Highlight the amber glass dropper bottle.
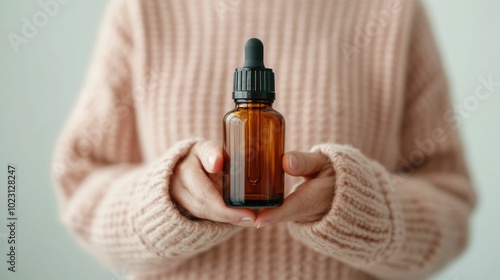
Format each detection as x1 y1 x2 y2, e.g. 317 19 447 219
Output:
223 38 285 208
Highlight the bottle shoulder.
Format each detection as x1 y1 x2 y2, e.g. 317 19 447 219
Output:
224 107 285 123
269 108 285 119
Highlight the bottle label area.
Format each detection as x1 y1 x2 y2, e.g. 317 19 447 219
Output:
222 107 285 208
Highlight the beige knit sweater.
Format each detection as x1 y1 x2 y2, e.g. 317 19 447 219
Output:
52 0 476 279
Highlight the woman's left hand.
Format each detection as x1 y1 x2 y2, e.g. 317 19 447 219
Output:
255 151 336 228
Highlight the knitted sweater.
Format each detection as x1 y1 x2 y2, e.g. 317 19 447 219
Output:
52 0 476 279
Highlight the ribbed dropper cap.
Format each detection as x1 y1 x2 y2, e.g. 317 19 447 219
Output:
233 38 275 101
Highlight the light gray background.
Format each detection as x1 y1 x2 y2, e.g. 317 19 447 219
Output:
0 1 499 279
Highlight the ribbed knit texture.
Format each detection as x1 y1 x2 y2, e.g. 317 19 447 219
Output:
52 0 476 279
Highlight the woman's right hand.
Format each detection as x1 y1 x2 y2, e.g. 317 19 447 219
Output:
170 140 256 226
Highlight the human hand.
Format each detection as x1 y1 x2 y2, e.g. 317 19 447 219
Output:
170 140 256 226
255 151 335 228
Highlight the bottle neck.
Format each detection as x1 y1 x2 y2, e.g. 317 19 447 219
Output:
234 100 273 108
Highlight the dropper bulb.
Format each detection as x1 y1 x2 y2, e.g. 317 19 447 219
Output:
243 38 265 68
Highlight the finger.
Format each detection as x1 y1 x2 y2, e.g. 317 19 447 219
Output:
207 172 223 194
255 177 334 227
192 141 224 173
180 163 256 226
283 151 330 177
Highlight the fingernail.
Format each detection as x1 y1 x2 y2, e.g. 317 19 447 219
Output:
257 221 271 229
208 152 217 170
289 154 298 170
240 217 254 222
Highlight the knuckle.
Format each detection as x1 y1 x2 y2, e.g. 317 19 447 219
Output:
178 155 196 172
191 142 205 158
304 154 318 175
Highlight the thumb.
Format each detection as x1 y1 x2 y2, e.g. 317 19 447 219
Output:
193 140 224 173
283 151 330 177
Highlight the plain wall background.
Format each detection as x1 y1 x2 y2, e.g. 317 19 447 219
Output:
0 1 498 279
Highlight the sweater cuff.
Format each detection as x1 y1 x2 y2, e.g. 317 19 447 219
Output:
128 138 239 258
287 144 404 264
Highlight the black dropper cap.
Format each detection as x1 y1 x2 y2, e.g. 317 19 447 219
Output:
233 38 275 101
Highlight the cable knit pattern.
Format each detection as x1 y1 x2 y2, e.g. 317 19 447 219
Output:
289 144 404 263
52 0 476 279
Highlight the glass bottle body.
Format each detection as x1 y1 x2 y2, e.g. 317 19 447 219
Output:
223 101 285 208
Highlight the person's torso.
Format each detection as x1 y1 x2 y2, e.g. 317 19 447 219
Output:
129 0 414 279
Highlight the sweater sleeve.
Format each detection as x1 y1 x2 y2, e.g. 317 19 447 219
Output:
51 0 240 274
286 2 476 279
